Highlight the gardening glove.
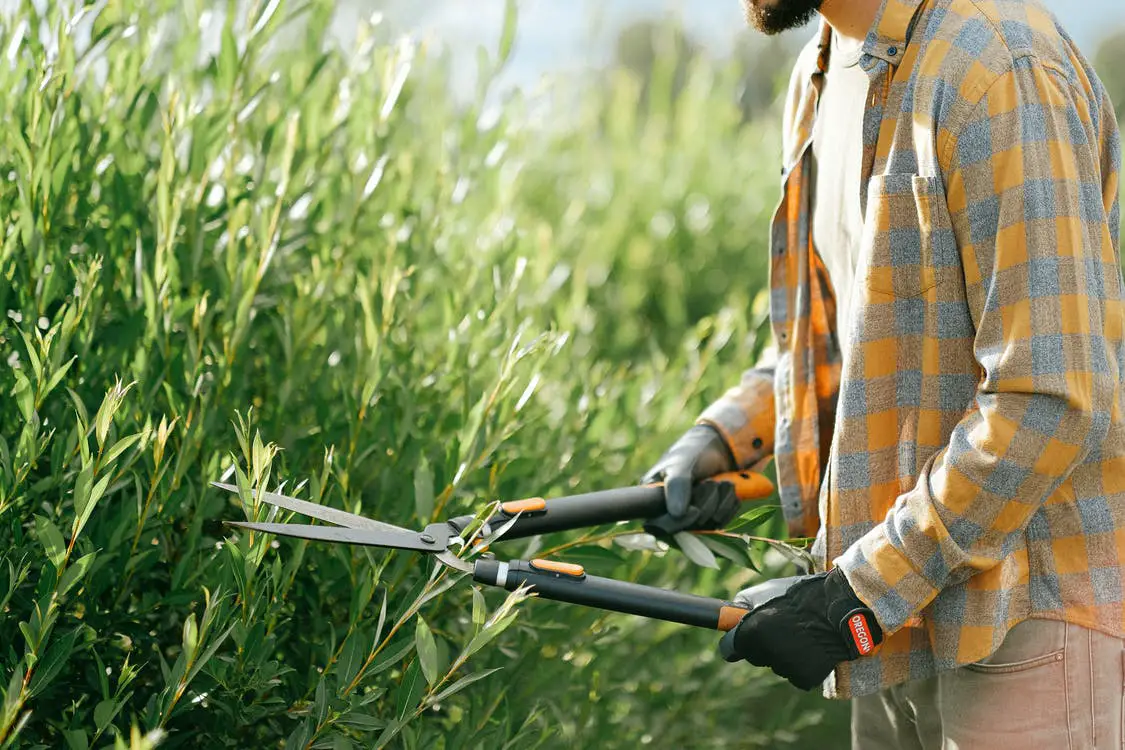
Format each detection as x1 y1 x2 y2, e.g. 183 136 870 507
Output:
718 567 883 691
641 425 739 535
642 478 741 539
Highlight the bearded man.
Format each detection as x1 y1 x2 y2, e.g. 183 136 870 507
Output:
641 0 1123 745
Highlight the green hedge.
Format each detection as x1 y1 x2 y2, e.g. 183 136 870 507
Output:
0 1 847 748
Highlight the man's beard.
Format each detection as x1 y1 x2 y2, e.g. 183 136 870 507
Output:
742 0 824 35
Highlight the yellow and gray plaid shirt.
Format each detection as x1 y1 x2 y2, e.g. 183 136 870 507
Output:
699 0 1123 698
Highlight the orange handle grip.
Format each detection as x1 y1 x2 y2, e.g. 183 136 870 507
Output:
706 470 774 502
717 605 751 631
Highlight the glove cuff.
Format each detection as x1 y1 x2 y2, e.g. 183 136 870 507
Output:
685 424 737 472
824 568 883 659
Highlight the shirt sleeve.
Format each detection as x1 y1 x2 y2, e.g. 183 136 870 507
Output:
696 356 776 470
835 59 1121 634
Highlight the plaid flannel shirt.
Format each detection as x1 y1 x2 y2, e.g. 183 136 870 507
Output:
698 0 1123 698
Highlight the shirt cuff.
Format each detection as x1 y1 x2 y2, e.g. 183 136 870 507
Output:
696 367 776 469
834 521 941 637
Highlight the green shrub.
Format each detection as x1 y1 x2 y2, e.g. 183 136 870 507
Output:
0 1 846 747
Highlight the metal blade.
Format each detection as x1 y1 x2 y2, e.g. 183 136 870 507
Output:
211 482 410 534
436 550 473 574
227 521 451 552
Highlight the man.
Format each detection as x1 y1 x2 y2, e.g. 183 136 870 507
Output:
642 0 1123 745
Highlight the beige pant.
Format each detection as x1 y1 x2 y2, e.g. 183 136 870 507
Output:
851 620 1125 749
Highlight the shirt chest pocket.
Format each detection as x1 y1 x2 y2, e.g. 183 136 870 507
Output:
861 173 950 299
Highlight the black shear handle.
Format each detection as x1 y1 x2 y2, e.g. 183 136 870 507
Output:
472 558 748 632
453 470 774 542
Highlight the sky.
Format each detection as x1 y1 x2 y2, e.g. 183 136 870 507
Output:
330 0 1124 93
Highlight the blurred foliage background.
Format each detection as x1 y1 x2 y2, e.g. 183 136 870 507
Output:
0 0 1120 748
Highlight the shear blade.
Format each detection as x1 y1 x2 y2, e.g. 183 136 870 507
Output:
227 521 450 553
211 481 411 534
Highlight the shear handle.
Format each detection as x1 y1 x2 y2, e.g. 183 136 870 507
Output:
452 470 773 541
473 558 748 631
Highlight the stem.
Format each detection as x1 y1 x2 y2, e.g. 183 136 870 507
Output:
535 529 637 558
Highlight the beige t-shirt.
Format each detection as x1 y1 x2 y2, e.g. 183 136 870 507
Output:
810 31 870 356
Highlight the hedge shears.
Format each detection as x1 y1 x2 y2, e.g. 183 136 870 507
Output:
217 470 773 633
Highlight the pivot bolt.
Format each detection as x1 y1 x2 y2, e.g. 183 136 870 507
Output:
420 533 436 545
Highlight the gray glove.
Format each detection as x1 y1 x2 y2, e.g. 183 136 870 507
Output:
641 425 737 534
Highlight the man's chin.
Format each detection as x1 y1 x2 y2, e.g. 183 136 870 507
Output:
742 0 823 35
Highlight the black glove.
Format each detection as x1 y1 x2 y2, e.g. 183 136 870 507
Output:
719 568 883 691
641 425 738 535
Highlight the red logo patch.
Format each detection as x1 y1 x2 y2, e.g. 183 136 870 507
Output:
849 613 875 656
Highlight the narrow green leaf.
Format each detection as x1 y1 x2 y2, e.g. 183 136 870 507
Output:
463 611 518 660
673 531 719 569
758 537 816 573
72 465 94 524
413 457 434 521
43 356 76 399
28 628 81 697
67 387 89 431
218 20 239 92
184 624 234 686
414 618 438 687
12 370 34 422
313 679 328 726
93 699 116 731
337 633 366 690
372 589 388 645
426 667 502 707
728 504 778 532
248 0 282 39
17 328 41 383
373 718 407 750
697 534 755 569
62 728 88 750
182 615 198 656
58 551 97 597
73 472 111 539
285 721 314 750
471 588 486 629
558 544 627 573
101 432 145 467
34 515 66 570
349 574 375 628
336 713 384 731
4 666 23 707
394 660 424 720
497 0 519 69
367 640 414 678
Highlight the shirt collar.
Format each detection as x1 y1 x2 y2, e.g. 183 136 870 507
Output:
863 0 927 64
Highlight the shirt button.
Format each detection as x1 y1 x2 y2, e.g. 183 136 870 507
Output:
887 46 898 56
